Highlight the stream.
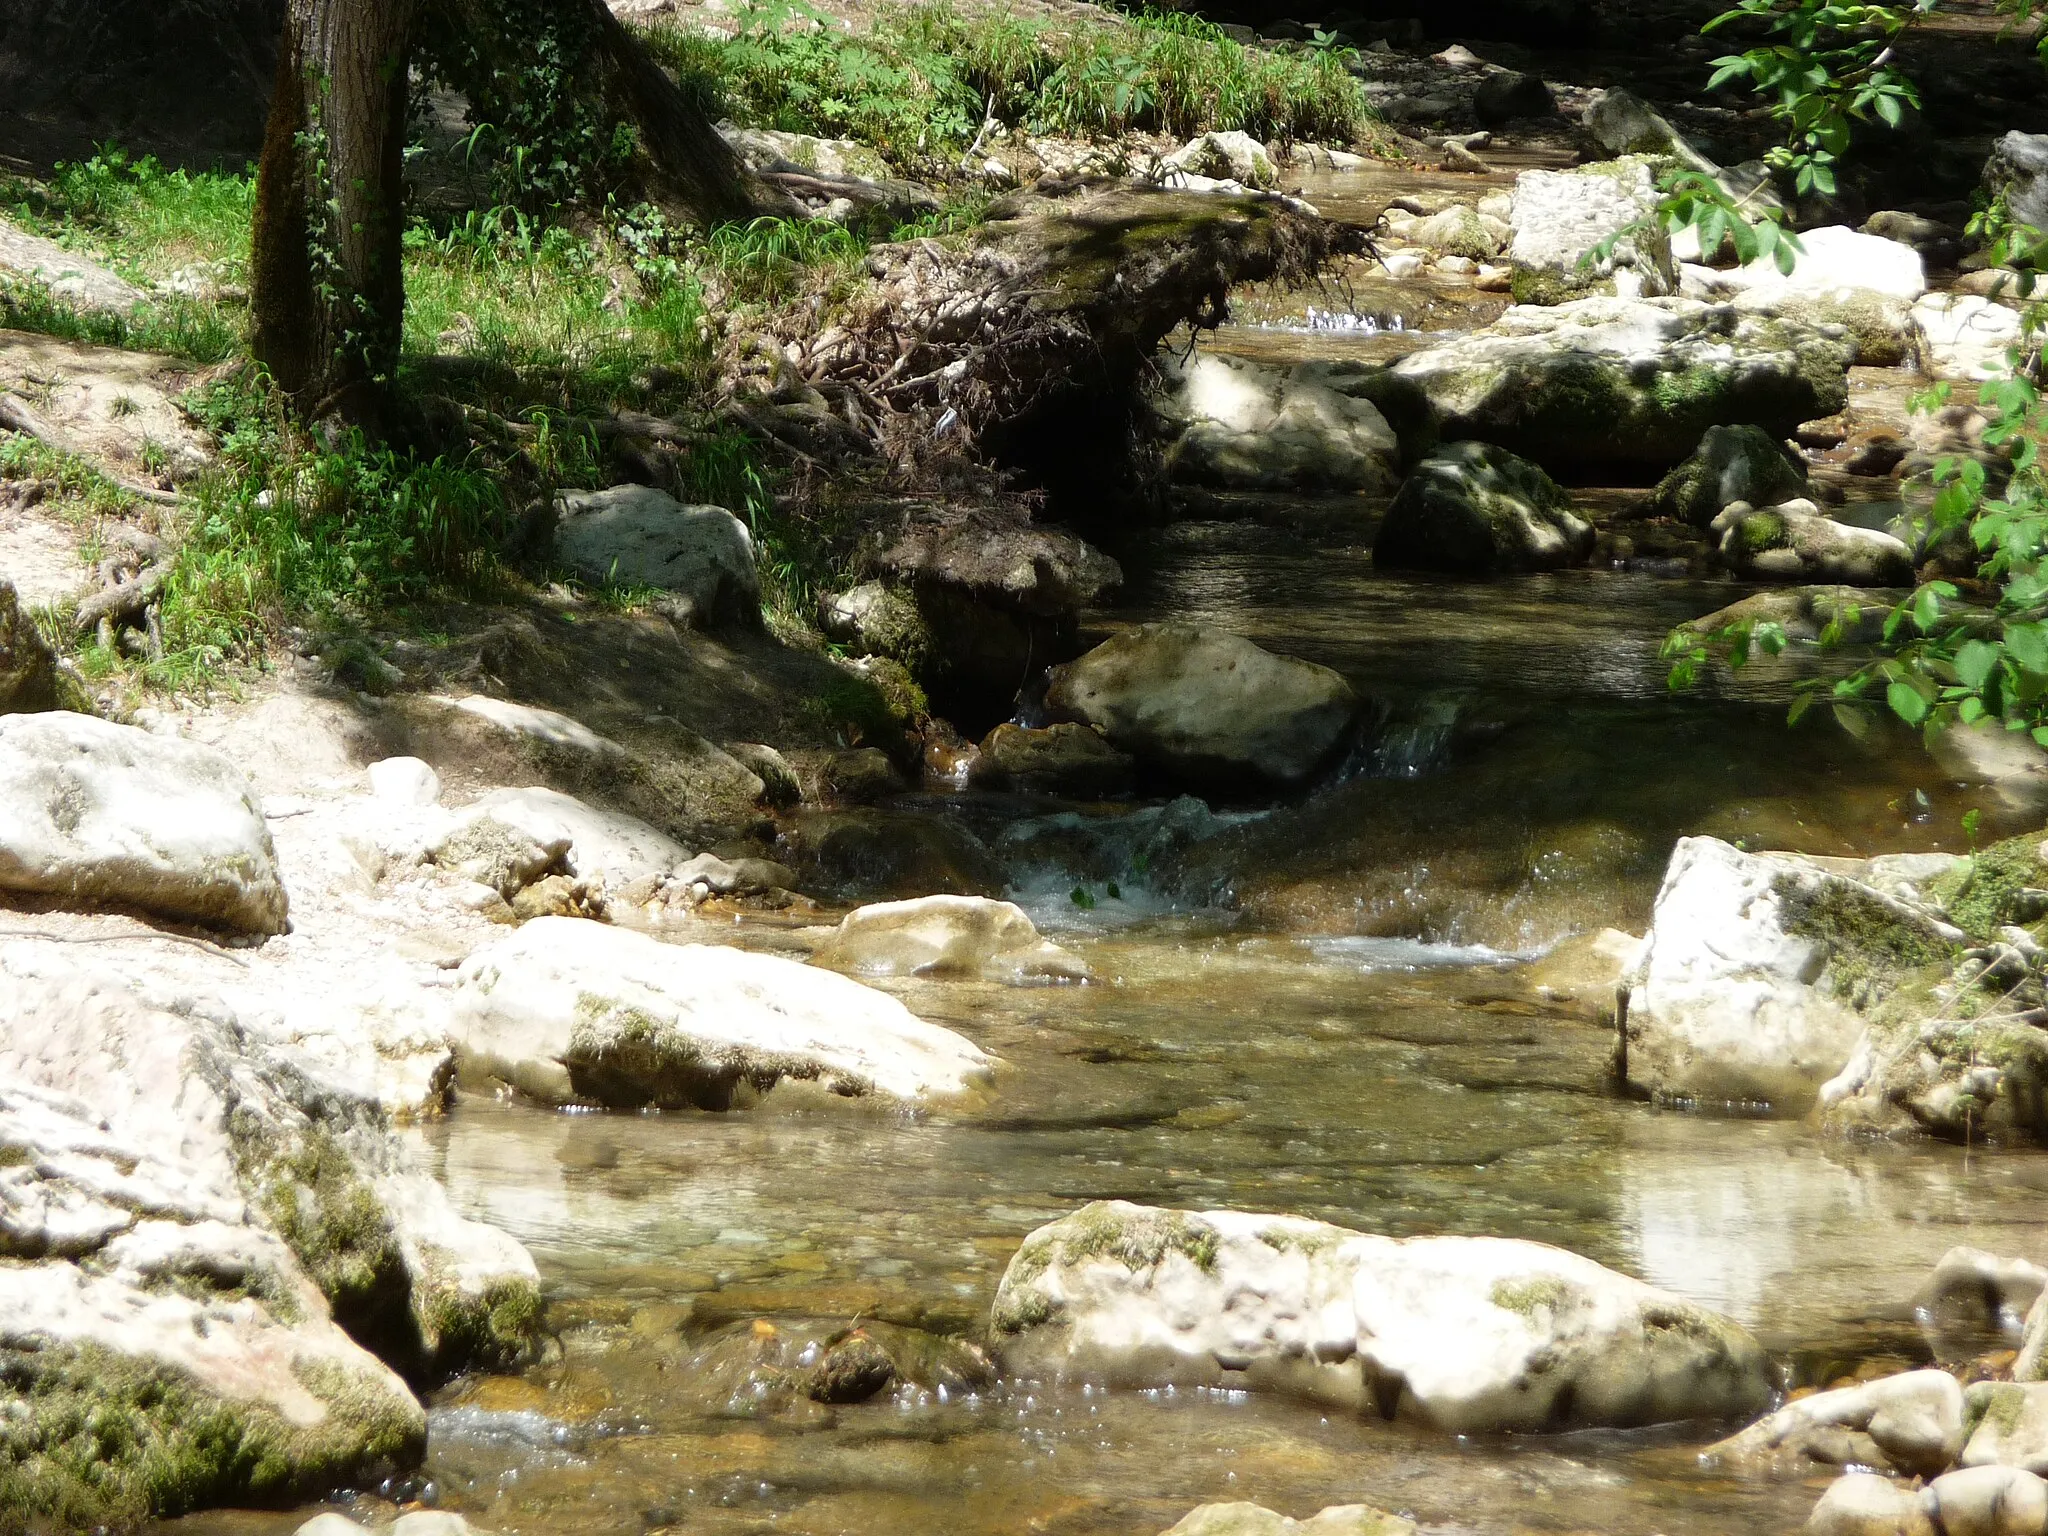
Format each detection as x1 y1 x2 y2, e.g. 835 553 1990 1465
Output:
151 161 2048 1536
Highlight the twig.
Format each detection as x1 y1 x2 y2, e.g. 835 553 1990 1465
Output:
0 924 250 967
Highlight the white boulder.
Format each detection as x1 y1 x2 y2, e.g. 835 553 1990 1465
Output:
1964 1384 2048 1476
1508 160 1673 302
0 712 288 934
1159 1505 1414 1536
1915 295 2025 382
553 486 760 626
1163 131 1279 190
1712 499 1916 586
1809 1465 2048 1536
449 916 997 1108
1623 837 1961 1113
439 694 628 763
992 1201 1771 1433
458 785 692 893
816 895 1090 983
369 755 443 806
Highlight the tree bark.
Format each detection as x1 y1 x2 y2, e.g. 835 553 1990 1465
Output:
251 0 416 434
569 0 767 226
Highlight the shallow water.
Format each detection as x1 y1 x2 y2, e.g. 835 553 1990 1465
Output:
146 170 2048 1536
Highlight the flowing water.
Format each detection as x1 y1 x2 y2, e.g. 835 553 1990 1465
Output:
152 171 2048 1536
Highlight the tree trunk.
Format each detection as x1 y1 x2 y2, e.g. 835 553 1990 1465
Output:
569 0 767 226
251 0 416 435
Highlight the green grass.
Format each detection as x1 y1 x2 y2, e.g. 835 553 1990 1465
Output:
646 0 1376 172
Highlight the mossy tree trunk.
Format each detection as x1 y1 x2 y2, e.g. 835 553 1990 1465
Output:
251 0 418 436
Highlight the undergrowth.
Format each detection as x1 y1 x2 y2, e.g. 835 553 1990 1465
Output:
647 0 1375 170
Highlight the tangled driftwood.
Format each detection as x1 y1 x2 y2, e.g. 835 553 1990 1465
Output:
76 528 171 658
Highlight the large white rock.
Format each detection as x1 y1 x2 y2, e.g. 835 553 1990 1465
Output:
449 917 997 1108
1152 353 1401 494
368 755 442 806
1158 1505 1414 1536
1623 837 1961 1113
553 486 760 626
1507 160 1673 302
458 785 692 893
1162 131 1279 190
1044 624 1359 793
1809 1465 2048 1536
1712 498 1916 587
1707 1369 1966 1477
992 1201 1771 1433
0 215 148 312
0 966 542 1382
438 693 628 763
0 711 289 934
816 894 1090 983
1705 227 1926 366
1915 295 2025 383
1390 296 1850 474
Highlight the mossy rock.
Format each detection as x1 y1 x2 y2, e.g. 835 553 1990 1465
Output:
1928 834 2048 940
1651 423 1810 528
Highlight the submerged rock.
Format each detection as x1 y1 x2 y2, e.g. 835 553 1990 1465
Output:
1508 160 1672 304
0 711 288 934
817 894 1089 983
1390 296 1851 475
1919 1247 2047 1358
1375 441 1594 572
1624 837 1964 1113
449 916 996 1108
1652 423 1810 528
1159 1504 1415 1536
970 722 1136 798
1679 585 1896 649
552 487 760 628
785 807 1008 899
992 1201 1771 1433
1712 499 1916 587
1808 1465 2048 1536
1044 624 1358 794
1707 1369 1966 1478
1151 352 1401 494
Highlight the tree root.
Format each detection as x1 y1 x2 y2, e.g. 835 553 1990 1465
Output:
0 391 183 506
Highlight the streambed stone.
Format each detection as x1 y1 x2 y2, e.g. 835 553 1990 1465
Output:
1374 441 1593 572
1507 160 1672 304
1623 837 1964 1114
816 894 1089 983
1712 499 1915 587
449 916 997 1108
1044 624 1358 794
1652 423 1810 528
970 722 1135 798
992 1201 1771 1433
1808 1465 2048 1536
1159 1504 1415 1536
552 486 760 627
1151 352 1401 494
0 711 288 934
1707 1369 1966 1478
1389 296 1851 475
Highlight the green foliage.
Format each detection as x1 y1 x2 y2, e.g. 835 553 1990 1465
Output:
148 375 511 684
416 0 637 212
1702 0 1928 198
646 0 1372 169
703 216 865 304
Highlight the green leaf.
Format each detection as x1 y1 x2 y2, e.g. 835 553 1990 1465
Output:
1956 638 2001 689
1887 681 1931 723
2007 621 2048 674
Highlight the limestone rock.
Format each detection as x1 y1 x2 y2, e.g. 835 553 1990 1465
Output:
449 916 997 1108
1375 441 1594 572
1390 297 1851 475
1805 1472 1937 1536
1508 161 1673 304
1652 423 1810 527
438 694 628 764
0 215 147 312
821 746 907 805
1678 585 1894 648
785 807 1008 900
1964 1383 2048 1475
1706 226 1925 367
1409 206 1511 261
0 711 288 934
0 576 60 714
1623 837 1962 1113
1707 1369 1966 1478
1915 295 2024 383
1583 89 1718 171
368 755 442 806
1044 624 1359 794
1159 1504 1415 1536
818 581 932 668
970 722 1136 798
1163 131 1279 190
1987 132 2048 236
459 786 691 894
720 124 891 182
992 1201 1771 1432
1152 352 1401 495
552 487 760 627
1712 499 1916 587
817 894 1090 983
1921 1247 2048 1355
725 742 802 808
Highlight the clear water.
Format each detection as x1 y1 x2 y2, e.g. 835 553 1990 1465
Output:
145 174 2048 1536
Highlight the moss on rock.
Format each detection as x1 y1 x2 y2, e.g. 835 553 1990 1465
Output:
1929 834 2048 940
